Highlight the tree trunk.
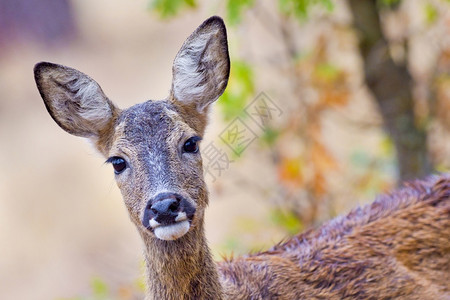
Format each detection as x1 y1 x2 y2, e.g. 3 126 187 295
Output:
348 0 431 181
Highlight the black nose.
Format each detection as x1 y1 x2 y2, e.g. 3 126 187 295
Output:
144 193 181 226
151 198 180 216
142 192 196 229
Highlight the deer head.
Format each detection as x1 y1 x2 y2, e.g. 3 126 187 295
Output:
34 16 230 242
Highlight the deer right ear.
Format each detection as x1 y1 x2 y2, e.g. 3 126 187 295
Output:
170 16 230 113
34 62 119 140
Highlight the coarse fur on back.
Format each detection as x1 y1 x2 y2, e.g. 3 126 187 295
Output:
34 16 450 299
219 175 450 299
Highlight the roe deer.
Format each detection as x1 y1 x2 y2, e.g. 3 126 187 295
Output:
34 16 450 299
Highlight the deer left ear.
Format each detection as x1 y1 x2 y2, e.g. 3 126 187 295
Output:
170 16 230 113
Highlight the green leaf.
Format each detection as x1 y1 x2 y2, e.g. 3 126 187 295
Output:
149 0 197 18
218 60 254 121
226 0 254 25
260 127 280 146
279 0 334 20
314 63 340 82
270 208 303 235
424 3 438 25
134 276 147 293
90 277 109 299
378 0 401 7
379 135 394 157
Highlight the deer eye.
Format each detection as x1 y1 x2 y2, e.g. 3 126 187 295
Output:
183 136 201 153
107 156 127 174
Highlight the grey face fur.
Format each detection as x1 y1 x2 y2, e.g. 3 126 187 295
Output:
34 16 230 241
110 100 207 240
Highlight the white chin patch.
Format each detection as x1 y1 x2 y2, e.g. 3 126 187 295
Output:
154 220 190 241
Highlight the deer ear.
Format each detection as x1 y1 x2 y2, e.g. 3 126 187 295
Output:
171 16 230 113
34 62 118 140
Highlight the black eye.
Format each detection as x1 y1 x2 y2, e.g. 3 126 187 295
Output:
183 136 201 153
106 156 127 174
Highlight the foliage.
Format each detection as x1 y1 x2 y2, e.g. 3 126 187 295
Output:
278 156 304 188
148 0 196 18
149 0 334 22
260 127 280 147
424 2 438 25
270 208 304 235
90 278 109 299
350 136 396 198
61 276 145 300
279 0 333 20
226 0 254 25
213 209 303 258
378 0 401 8
269 44 351 222
218 60 254 121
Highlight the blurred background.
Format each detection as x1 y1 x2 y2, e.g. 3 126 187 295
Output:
0 0 449 299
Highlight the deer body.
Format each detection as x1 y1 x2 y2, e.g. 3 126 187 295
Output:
34 16 450 299
219 176 450 299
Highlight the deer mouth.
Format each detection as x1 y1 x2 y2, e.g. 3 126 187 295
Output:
152 221 191 241
149 212 191 241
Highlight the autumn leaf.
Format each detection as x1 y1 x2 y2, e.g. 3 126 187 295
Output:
311 171 326 196
310 141 337 172
320 89 349 107
278 156 304 188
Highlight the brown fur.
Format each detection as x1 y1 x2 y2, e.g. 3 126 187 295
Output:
219 175 450 299
34 16 450 300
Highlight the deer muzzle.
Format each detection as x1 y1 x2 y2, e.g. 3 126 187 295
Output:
142 192 196 240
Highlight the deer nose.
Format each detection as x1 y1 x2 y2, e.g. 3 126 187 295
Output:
144 193 181 227
151 198 180 216
142 192 196 230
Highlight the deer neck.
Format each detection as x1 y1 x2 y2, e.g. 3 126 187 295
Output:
141 221 223 300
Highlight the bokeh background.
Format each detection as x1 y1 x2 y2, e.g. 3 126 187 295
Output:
0 0 449 299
